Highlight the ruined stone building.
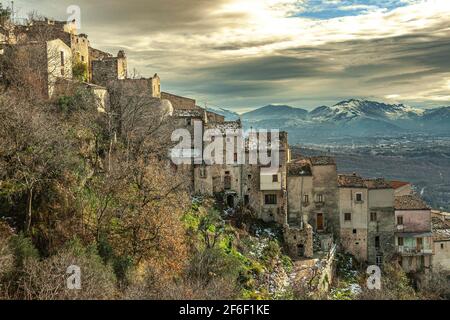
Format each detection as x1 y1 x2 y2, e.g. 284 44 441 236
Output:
14 19 91 79
2 38 72 99
91 50 128 86
395 195 433 273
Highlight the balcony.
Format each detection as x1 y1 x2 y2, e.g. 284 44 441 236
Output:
314 201 325 209
397 246 433 256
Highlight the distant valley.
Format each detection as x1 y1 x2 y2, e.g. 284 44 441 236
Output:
211 99 450 143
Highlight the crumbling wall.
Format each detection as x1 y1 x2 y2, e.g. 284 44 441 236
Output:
284 224 314 258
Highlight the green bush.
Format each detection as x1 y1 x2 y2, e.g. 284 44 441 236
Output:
72 61 88 82
9 233 39 268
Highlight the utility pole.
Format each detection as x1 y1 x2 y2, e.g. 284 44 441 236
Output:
10 1 14 23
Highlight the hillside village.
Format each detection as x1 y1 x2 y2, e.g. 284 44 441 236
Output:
0 8 449 299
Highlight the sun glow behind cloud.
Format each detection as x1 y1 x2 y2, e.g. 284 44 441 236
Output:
211 0 450 56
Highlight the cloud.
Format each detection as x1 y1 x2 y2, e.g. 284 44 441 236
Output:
11 0 450 111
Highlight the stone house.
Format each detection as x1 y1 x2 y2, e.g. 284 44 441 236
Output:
15 19 90 80
2 38 72 99
365 179 396 266
338 173 369 262
286 157 339 233
308 157 339 237
431 213 450 272
284 156 339 259
243 131 290 225
193 120 244 207
394 195 433 273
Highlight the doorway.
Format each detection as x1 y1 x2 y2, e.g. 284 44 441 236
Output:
227 194 235 208
298 244 305 257
317 213 324 231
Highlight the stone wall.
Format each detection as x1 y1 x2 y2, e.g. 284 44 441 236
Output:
206 111 225 123
287 175 313 225
92 56 127 87
367 205 395 265
161 92 198 110
340 228 368 262
284 224 314 258
339 187 369 261
433 240 450 271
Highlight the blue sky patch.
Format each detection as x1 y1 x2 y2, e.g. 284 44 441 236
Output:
295 0 416 19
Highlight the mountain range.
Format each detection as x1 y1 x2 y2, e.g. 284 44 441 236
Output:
210 99 450 142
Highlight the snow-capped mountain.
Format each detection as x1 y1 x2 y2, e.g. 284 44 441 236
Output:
309 99 425 122
228 99 450 141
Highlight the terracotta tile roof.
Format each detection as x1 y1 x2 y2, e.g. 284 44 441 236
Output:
395 195 430 210
309 156 336 166
364 178 392 189
389 180 411 190
338 174 365 188
432 217 450 241
288 162 312 176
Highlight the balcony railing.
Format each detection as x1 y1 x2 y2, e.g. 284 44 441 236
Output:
397 246 433 255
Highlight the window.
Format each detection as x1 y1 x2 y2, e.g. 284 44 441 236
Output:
375 236 380 249
244 195 249 205
60 51 65 66
353 229 357 234
417 238 423 250
224 175 232 190
304 194 309 204
376 255 383 267
398 237 404 246
199 166 207 178
441 243 445 250
81 55 85 62
344 213 352 221
248 175 252 179
370 212 377 222
355 193 363 202
397 216 404 225
234 153 238 162
272 174 279 183
265 194 277 205
317 194 324 203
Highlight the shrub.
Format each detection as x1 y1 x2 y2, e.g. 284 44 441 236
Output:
15 239 117 300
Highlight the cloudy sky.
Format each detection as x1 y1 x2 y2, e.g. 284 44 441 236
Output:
11 0 450 112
